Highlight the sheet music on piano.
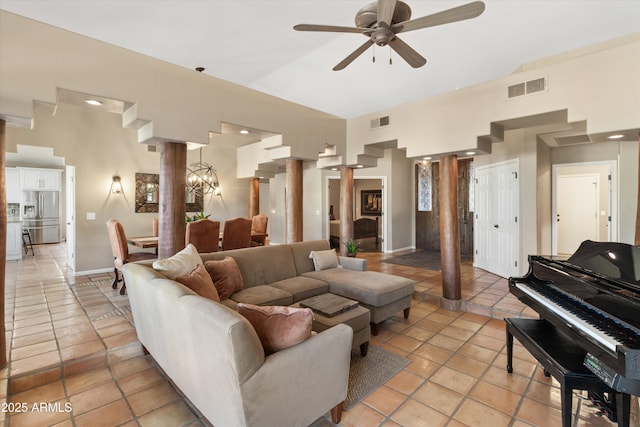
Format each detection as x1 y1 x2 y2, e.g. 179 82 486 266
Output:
509 240 640 395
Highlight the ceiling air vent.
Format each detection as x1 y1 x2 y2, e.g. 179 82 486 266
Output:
370 115 391 129
508 83 525 98
508 77 547 99
555 134 592 146
147 145 157 152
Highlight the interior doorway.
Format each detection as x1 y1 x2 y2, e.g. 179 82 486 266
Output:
328 177 383 253
474 159 520 278
552 161 615 255
65 165 76 271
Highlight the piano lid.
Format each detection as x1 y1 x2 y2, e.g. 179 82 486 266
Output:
566 240 640 286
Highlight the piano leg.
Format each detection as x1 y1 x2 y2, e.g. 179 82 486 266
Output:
615 393 630 427
506 324 514 374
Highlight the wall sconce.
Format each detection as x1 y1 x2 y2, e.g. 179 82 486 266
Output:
111 176 123 194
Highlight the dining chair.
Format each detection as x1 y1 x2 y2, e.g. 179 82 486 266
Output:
221 217 252 251
106 219 157 295
152 217 159 237
250 214 268 246
185 218 221 253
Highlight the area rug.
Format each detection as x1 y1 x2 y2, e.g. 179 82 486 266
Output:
345 345 410 409
382 250 472 271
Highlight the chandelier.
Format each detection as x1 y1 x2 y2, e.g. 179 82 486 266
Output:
186 149 221 196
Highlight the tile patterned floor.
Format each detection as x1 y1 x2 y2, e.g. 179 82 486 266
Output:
1 244 638 426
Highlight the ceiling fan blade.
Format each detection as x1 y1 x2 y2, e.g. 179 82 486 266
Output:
392 1 485 33
293 24 369 34
333 40 374 71
378 0 397 26
388 37 427 68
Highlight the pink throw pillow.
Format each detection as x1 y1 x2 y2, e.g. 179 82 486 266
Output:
237 303 313 354
175 264 220 302
204 257 244 301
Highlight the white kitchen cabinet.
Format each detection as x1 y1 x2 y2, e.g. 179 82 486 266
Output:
6 222 22 261
19 167 62 191
6 168 20 203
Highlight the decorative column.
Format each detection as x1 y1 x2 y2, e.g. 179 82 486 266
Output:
158 142 187 258
249 177 260 218
285 159 303 242
339 166 354 256
439 154 462 309
0 119 7 368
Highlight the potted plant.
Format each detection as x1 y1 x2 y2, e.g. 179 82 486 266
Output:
186 211 210 222
344 239 360 257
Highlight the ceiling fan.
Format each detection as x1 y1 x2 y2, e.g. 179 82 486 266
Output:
293 0 485 71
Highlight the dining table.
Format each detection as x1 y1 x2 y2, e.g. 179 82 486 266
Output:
126 236 159 249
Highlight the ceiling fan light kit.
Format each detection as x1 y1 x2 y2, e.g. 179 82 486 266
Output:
294 0 485 70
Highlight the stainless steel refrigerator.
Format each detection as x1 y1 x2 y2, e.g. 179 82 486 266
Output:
22 191 61 244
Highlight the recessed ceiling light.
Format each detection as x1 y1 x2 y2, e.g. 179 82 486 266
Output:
240 130 249 135
607 134 625 139
356 164 364 168
84 99 103 106
465 151 476 156
423 156 431 160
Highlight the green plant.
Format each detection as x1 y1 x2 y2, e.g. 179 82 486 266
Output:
344 239 360 255
185 211 210 222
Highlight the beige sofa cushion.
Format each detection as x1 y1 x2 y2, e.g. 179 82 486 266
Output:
238 303 313 354
231 285 293 306
175 264 220 302
201 245 298 288
309 249 339 271
153 244 202 279
303 269 415 307
268 276 328 303
205 257 244 300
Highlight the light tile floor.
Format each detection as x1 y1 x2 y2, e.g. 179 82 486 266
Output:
1 244 638 426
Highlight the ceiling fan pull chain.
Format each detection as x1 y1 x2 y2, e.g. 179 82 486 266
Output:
372 44 376 63
389 47 392 65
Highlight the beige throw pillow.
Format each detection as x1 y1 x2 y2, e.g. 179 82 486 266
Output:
309 249 339 271
204 257 244 301
152 244 202 280
175 264 220 302
237 303 313 354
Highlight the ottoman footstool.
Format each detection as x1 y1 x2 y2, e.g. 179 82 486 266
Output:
303 269 415 336
293 294 371 356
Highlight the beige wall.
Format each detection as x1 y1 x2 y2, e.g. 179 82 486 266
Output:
5 104 252 273
346 34 639 162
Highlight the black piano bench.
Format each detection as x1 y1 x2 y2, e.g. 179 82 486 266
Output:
505 318 632 427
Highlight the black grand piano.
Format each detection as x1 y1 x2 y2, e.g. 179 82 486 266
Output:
507 240 640 426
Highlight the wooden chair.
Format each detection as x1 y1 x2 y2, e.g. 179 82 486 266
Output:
185 219 221 253
152 217 159 237
106 219 157 295
221 217 252 251
250 214 268 246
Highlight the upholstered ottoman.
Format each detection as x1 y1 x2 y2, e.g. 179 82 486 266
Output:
303 269 415 335
293 294 371 356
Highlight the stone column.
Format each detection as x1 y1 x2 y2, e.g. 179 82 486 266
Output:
439 154 462 308
0 119 7 368
249 177 260 218
339 166 354 256
285 159 303 242
158 142 187 258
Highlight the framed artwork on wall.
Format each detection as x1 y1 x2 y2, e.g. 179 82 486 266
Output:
361 190 382 216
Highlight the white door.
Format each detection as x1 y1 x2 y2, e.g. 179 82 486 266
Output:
557 174 598 255
65 165 76 271
474 160 520 278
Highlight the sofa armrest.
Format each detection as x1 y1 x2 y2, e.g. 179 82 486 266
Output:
240 324 353 427
338 256 367 271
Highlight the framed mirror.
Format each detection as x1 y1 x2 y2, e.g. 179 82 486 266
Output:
135 173 202 213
